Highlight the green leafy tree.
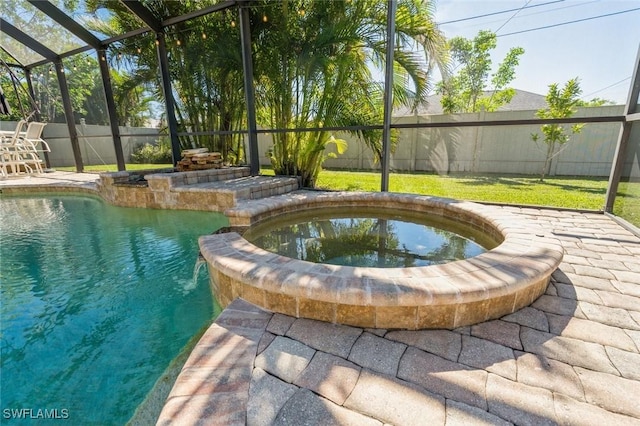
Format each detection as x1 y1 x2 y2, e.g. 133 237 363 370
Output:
531 78 584 182
29 62 89 123
0 69 34 121
83 0 446 180
85 0 248 163
1 0 100 122
26 56 150 126
438 30 524 113
576 97 614 107
107 71 154 127
254 0 447 186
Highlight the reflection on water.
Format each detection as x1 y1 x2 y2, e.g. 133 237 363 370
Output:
244 207 497 267
0 196 228 425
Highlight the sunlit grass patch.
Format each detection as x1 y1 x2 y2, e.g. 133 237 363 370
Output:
312 169 608 211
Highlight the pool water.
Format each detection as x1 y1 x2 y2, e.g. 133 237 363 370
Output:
244 207 497 268
0 195 227 425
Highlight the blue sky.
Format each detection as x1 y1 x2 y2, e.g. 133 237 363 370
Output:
432 0 640 104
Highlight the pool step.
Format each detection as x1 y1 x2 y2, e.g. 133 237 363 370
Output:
101 167 299 211
172 175 300 209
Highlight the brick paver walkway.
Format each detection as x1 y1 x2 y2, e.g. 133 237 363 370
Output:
159 207 640 426
3 174 638 424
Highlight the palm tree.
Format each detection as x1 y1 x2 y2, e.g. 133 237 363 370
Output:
85 0 445 178
163 6 246 162
85 0 248 162
252 0 447 187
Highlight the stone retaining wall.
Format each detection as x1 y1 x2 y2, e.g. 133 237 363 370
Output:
97 167 251 211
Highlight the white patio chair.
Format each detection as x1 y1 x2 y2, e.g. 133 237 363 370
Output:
15 121 49 173
19 122 50 153
0 120 33 177
0 150 33 177
0 119 26 146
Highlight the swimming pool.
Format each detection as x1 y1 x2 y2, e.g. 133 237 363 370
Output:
0 195 227 424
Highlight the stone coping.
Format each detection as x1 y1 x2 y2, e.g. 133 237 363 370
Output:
201 192 564 329
0 172 100 195
98 166 248 185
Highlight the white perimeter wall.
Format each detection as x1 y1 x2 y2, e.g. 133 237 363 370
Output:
257 105 624 177
1 105 623 176
0 121 160 167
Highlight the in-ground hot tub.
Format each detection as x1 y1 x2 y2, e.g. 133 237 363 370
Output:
242 207 500 268
199 192 564 329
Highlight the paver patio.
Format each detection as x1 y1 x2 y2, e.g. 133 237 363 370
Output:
2 172 639 425
160 201 640 425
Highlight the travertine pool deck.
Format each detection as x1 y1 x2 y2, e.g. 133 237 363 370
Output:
0 170 100 193
2 172 640 425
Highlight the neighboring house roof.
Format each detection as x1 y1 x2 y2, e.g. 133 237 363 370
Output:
395 89 548 116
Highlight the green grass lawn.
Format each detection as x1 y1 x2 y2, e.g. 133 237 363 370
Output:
264 168 609 211
55 164 638 227
613 181 640 228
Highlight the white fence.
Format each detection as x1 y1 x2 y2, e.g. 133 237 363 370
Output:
0 121 160 167
257 105 624 177
1 105 624 176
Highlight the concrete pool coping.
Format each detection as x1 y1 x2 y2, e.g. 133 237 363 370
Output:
201 191 564 329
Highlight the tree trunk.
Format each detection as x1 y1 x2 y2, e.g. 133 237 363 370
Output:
540 140 555 182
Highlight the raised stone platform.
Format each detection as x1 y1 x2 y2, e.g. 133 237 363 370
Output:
97 167 299 211
200 192 564 329
173 176 299 210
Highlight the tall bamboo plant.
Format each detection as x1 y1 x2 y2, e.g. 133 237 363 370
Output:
85 0 445 177
252 0 447 187
166 9 246 163
85 0 248 163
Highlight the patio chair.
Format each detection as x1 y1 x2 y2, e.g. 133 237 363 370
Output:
0 119 26 145
0 120 33 177
0 151 33 177
16 121 49 173
19 122 50 153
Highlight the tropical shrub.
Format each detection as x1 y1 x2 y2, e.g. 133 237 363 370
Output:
254 0 447 187
130 139 173 164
